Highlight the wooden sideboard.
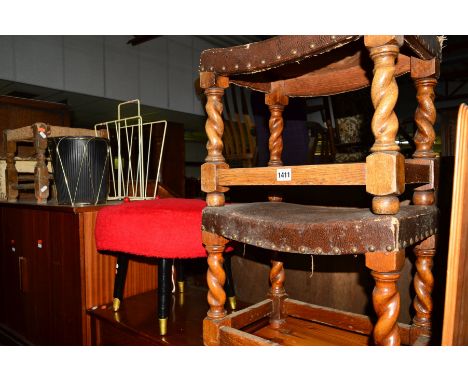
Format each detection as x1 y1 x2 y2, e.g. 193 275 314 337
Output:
0 201 157 345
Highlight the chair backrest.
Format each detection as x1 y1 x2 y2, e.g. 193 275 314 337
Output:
222 86 256 167
200 35 442 216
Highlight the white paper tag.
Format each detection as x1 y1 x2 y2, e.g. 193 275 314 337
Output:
276 168 292 181
39 131 47 139
40 185 48 192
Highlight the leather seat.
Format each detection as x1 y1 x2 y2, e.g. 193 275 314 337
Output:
203 203 438 256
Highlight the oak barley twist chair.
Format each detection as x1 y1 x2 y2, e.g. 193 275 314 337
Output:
199 35 442 346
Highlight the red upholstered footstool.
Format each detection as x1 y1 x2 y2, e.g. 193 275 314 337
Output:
95 198 236 335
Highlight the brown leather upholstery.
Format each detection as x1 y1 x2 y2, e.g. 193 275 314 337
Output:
203 203 437 255
200 35 442 97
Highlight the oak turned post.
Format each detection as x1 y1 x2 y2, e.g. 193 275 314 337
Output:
5 140 18 202
265 89 288 318
365 250 405 345
268 253 287 329
200 72 230 323
411 57 439 206
412 235 436 335
365 36 404 215
203 231 229 320
265 89 288 202
409 58 438 338
200 72 229 207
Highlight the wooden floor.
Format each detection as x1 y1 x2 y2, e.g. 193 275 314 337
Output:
88 285 375 346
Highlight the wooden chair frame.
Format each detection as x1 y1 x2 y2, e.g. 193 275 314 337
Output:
199 35 442 346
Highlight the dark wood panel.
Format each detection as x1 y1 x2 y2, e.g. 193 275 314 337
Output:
24 209 52 345
0 208 27 336
0 96 71 157
158 121 185 197
49 211 83 345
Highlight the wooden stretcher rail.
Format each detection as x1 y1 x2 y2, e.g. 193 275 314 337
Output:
219 326 277 346
212 160 433 188
205 297 430 346
217 163 367 186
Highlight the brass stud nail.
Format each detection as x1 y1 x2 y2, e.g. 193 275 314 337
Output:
285 246 291 252
316 248 323 254
211 227 215 233
247 63 251 68
261 59 266 64
299 246 306 253
210 66 214 71
415 235 419 242
291 49 297 55
310 43 315 48
425 231 429 237
430 229 434 235
257 241 262 246
276 55 281 59
386 245 393 252
233 234 238 240
403 241 407 247
333 247 340 255
201 225 205 231
235 64 239 69
435 228 438 233
200 66 205 71
351 247 358 254
368 245 376 252
331 35 336 40
409 238 414 245
245 238 250 244
222 66 226 71
221 230 226 236
271 244 276 250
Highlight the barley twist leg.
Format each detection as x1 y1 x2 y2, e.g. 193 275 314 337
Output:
371 271 401 345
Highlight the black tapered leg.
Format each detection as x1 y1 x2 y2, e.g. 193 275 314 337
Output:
112 254 129 312
224 254 237 310
175 259 185 293
158 258 172 335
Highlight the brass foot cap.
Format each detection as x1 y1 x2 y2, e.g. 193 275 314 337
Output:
177 281 185 294
159 318 168 336
228 296 237 310
112 298 121 312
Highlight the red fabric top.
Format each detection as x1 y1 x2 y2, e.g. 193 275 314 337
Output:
95 198 209 259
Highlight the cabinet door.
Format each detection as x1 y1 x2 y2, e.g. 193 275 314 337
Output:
0 207 28 338
22 209 53 345
48 211 83 345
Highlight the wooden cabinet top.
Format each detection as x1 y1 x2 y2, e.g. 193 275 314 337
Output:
0 200 118 214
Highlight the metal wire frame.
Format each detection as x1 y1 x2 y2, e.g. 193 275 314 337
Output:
94 100 167 200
